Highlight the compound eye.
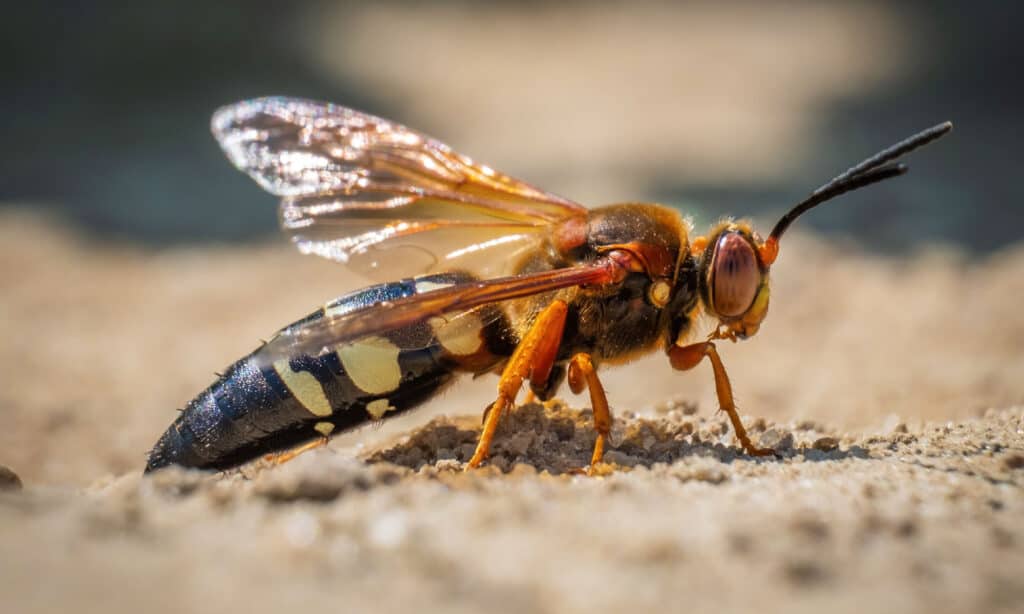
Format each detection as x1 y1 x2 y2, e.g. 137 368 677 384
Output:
711 232 760 317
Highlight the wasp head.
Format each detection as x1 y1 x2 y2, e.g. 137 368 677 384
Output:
696 221 771 340
696 121 953 342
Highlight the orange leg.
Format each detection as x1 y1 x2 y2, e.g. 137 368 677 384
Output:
466 299 568 469
668 341 774 456
568 352 612 474
266 435 330 465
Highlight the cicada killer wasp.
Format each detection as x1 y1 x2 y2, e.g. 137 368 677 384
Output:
145 97 951 473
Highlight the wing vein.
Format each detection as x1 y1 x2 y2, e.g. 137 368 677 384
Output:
213 97 587 280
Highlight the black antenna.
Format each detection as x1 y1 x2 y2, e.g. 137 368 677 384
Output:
768 121 953 243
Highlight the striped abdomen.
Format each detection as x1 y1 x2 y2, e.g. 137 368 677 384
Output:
145 273 514 472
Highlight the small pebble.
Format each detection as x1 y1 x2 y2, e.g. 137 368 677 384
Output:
1003 454 1024 470
895 519 918 538
603 450 638 467
654 397 698 415
812 437 839 452
0 465 22 491
795 419 818 431
880 414 908 435
509 462 537 477
791 516 831 541
435 459 463 472
760 429 794 450
784 559 829 586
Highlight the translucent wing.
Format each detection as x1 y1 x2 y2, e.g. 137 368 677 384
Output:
254 258 621 367
212 97 587 279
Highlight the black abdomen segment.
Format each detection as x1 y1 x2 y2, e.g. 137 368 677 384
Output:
145 273 513 472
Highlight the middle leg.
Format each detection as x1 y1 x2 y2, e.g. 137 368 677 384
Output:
567 352 612 473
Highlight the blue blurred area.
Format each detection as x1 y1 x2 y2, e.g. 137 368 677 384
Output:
1 1 382 243
1 1 1021 252
660 1 1022 253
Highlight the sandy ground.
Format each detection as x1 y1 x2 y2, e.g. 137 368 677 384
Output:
1 212 1023 613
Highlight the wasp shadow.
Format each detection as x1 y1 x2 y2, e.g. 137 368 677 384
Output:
367 402 871 475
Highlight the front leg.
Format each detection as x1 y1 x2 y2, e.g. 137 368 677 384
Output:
466 300 569 469
668 341 775 456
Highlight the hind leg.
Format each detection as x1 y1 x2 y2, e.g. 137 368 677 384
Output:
266 422 335 465
466 300 568 469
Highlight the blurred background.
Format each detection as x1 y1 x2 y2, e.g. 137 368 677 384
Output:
3 0 1024 486
2 0 1019 250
